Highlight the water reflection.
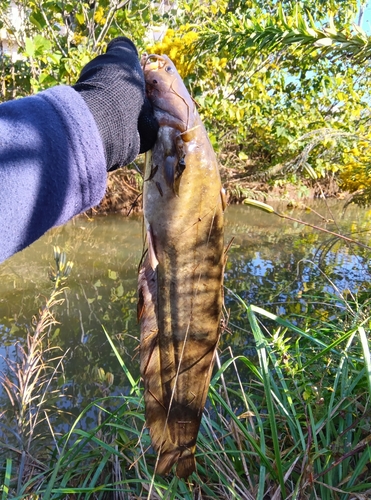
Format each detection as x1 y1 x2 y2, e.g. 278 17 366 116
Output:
0 202 370 425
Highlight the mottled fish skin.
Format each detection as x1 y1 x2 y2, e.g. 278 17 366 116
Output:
138 54 225 479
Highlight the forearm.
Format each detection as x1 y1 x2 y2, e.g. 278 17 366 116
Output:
0 85 107 263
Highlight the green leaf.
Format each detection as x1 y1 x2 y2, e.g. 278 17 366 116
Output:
34 35 51 56
304 163 318 179
359 326 371 399
314 37 333 47
353 24 367 40
275 125 292 139
29 12 46 30
39 72 58 86
47 52 62 64
306 27 318 38
2 458 12 499
243 199 275 213
108 270 117 280
24 37 35 58
75 12 84 24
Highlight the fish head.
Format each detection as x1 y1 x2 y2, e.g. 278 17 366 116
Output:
141 54 196 131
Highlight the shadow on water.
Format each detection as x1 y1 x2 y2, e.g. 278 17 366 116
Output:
0 200 371 429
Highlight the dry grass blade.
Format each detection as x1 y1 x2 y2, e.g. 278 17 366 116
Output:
0 247 73 495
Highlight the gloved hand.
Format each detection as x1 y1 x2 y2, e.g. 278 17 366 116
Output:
73 37 158 171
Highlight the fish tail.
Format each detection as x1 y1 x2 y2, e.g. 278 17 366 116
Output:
155 448 196 478
176 452 196 479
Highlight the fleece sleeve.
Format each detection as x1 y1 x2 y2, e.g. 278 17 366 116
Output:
0 85 107 264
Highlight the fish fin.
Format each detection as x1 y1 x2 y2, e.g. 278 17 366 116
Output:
176 452 196 479
144 164 158 182
155 181 163 197
155 448 196 479
155 449 181 476
173 179 181 196
137 287 145 322
138 254 160 408
220 187 227 211
146 226 159 270
174 158 186 196
164 155 177 191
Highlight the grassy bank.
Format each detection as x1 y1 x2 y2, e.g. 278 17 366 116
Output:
1 250 371 499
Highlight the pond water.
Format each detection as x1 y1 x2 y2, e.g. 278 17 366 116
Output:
0 201 371 427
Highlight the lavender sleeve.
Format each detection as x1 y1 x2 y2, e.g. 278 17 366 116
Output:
0 85 107 263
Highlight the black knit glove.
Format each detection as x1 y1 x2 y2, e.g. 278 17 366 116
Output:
73 37 158 171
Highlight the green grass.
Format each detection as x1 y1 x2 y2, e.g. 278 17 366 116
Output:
2 253 371 498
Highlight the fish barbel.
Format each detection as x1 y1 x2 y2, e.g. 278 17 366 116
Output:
138 54 225 479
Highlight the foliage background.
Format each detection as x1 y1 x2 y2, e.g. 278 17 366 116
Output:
1 0 371 202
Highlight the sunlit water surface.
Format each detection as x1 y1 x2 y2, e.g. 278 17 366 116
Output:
0 201 370 429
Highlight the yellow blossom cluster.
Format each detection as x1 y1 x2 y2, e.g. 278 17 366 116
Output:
73 33 87 46
93 5 106 25
339 138 371 193
146 26 198 78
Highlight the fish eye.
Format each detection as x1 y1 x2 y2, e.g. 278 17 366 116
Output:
165 66 173 73
153 79 158 84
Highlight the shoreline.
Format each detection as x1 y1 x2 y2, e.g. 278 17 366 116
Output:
90 168 349 217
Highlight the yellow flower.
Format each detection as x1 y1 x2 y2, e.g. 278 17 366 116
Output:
146 26 198 78
94 6 106 25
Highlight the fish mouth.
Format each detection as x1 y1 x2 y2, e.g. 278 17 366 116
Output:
141 54 173 71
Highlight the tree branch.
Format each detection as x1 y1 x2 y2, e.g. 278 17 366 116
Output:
35 0 67 57
93 0 131 51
